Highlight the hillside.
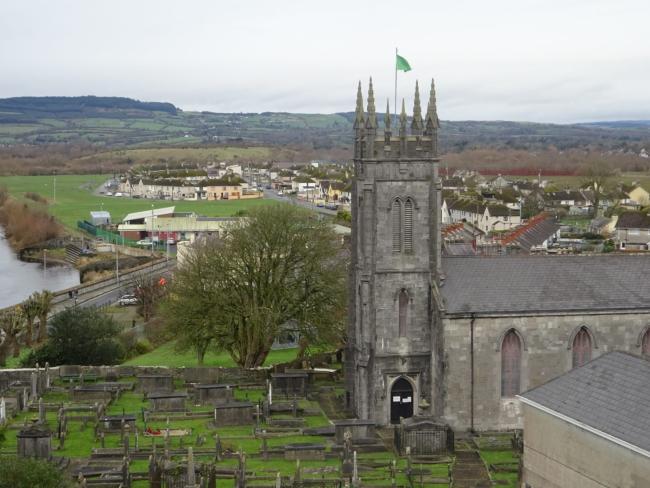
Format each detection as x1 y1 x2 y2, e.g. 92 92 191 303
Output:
1 96 649 155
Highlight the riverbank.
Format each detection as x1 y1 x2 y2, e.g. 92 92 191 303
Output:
0 186 63 250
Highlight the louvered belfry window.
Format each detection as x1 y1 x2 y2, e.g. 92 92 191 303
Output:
398 289 409 336
501 330 522 397
404 199 414 253
572 327 592 368
642 329 650 358
392 199 402 253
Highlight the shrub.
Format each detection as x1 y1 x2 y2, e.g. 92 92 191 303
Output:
0 456 72 488
22 307 124 366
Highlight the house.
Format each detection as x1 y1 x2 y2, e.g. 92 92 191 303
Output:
442 199 521 232
626 185 650 207
615 211 650 250
119 211 238 243
518 352 650 488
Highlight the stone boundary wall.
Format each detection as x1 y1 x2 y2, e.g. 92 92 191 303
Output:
0 364 269 387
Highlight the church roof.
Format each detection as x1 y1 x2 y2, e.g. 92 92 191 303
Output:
519 352 650 456
441 255 650 314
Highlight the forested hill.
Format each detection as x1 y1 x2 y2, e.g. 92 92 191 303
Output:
0 96 178 118
0 96 649 152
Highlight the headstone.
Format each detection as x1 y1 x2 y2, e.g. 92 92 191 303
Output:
0 397 6 424
100 432 105 448
45 362 50 388
262 432 268 460
17 425 52 459
215 434 222 462
275 472 282 488
30 372 38 398
38 397 45 424
352 451 359 488
187 447 196 487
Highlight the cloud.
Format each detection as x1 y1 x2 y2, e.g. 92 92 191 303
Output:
1 0 649 123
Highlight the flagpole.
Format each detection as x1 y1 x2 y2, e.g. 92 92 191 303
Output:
394 47 398 127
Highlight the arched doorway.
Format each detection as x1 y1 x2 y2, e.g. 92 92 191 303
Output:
390 377 414 424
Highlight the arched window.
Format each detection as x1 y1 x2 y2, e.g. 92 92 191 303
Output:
404 199 414 253
572 327 592 368
392 199 402 253
501 330 522 397
642 329 650 358
398 289 409 336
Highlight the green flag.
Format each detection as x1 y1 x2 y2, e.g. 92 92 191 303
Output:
396 54 412 72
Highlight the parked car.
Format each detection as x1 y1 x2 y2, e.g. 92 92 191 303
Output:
114 192 123 197
105 192 113 196
166 238 176 245
118 294 138 306
316 202 325 207
136 239 152 247
325 203 339 210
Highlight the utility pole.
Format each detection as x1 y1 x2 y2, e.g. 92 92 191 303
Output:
53 171 56 204
115 243 120 285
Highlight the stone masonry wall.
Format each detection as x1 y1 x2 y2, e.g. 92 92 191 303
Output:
441 311 650 431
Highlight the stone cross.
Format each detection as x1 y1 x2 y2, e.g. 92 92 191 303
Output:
38 397 45 424
0 397 6 424
187 447 196 487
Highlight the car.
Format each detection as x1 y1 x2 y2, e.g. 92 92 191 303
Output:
114 192 123 197
316 202 325 207
118 294 138 306
136 239 152 247
105 192 113 196
166 238 176 245
325 203 339 210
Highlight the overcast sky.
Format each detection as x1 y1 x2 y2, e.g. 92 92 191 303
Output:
1 0 649 123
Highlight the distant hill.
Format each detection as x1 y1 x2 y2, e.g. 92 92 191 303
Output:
0 96 649 152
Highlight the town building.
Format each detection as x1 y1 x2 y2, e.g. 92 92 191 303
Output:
615 211 650 250
442 198 521 232
519 352 650 487
345 79 650 431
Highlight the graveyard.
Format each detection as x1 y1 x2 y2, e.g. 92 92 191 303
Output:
0 361 520 487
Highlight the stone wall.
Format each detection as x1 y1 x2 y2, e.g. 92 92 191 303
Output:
522 404 650 487
441 311 650 431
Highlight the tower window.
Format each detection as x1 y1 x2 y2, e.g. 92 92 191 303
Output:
398 289 409 336
404 199 414 253
392 199 402 253
501 329 522 397
572 327 592 368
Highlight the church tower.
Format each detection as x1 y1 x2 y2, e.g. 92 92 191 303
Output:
345 79 442 425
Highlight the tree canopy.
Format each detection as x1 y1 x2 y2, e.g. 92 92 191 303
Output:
25 307 124 366
164 204 348 367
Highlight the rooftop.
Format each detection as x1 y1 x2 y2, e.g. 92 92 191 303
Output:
519 352 650 456
441 254 650 314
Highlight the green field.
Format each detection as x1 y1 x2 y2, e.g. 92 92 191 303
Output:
0 174 274 229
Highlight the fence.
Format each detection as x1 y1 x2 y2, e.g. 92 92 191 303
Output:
77 220 167 251
394 423 454 456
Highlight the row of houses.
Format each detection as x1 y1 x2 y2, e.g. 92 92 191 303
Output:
117 178 262 201
442 198 522 232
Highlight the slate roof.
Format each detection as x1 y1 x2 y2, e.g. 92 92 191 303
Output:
615 211 650 230
519 352 650 455
440 254 650 314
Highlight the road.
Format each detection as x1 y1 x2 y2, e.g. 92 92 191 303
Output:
262 189 338 217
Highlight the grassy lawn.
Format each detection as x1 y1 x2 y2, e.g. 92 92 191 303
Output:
0 174 275 230
124 341 301 367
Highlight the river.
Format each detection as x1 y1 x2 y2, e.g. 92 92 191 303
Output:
0 231 80 308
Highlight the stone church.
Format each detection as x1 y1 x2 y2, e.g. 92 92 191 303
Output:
344 78 650 431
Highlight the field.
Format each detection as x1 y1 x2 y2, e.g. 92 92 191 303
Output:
0 174 275 229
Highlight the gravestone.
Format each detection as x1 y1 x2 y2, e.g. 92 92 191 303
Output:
193 384 234 405
137 375 174 394
101 414 137 430
284 443 326 461
148 392 187 412
213 401 254 426
17 425 52 459
270 372 308 398
334 419 376 444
